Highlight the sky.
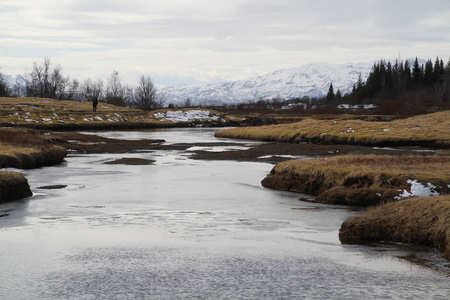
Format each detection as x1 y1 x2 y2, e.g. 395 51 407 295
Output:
1 0 450 87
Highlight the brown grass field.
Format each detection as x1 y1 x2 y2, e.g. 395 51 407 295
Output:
339 195 450 260
0 97 245 129
216 110 450 148
262 154 450 206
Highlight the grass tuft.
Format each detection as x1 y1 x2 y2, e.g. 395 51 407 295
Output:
339 195 450 260
262 154 450 206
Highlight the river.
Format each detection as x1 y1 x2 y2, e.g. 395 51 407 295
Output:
0 128 449 299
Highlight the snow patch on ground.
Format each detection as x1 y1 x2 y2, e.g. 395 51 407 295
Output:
394 179 440 200
152 110 220 123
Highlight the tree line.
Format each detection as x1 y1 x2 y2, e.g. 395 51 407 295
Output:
326 57 450 106
0 57 164 111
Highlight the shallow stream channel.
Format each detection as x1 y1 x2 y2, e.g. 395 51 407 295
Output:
1 128 449 299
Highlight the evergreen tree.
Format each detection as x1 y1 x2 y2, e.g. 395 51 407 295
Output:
335 89 342 100
404 60 412 87
423 59 434 87
412 57 423 88
326 83 335 101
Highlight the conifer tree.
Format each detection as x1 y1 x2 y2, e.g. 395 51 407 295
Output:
412 57 423 88
326 83 335 101
335 89 342 100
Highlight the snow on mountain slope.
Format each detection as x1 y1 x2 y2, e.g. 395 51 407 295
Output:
162 62 372 105
1 74 27 87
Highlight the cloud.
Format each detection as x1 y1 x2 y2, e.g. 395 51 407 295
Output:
1 0 449 86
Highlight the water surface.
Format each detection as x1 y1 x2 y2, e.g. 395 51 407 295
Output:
1 128 449 299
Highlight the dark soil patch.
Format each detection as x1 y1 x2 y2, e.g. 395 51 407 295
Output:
56 132 165 154
104 158 156 165
190 142 438 164
56 131 440 164
37 185 68 190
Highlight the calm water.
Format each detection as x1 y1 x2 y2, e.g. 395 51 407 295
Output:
1 128 449 299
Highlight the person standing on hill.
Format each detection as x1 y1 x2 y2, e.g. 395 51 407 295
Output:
93 99 98 112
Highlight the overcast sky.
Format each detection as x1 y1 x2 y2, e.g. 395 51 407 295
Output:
1 0 450 87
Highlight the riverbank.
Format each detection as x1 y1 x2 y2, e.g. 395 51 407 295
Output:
0 97 273 129
0 171 32 203
0 128 67 203
261 154 450 206
339 195 450 260
215 110 450 148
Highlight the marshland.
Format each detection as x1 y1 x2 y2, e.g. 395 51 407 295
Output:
1 98 449 299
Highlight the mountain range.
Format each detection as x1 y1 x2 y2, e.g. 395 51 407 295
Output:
162 62 373 105
2 59 426 105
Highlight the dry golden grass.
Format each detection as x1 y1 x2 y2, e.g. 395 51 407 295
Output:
0 171 32 203
262 154 450 206
339 195 450 260
0 128 66 169
216 110 450 147
0 97 243 129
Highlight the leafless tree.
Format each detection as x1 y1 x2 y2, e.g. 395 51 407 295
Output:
66 79 80 101
26 57 71 99
81 79 103 103
105 71 130 107
133 75 159 111
49 64 70 99
0 67 11 97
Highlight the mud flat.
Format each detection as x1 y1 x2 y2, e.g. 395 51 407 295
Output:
339 195 450 260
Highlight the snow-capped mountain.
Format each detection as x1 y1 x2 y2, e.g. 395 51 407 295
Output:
162 62 373 105
1 74 26 87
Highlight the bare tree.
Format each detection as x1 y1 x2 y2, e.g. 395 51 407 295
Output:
26 57 71 99
81 79 103 111
0 67 11 97
133 75 159 111
184 98 192 108
66 79 80 100
46 64 71 99
105 71 129 107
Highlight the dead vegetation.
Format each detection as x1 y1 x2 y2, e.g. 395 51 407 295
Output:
262 154 450 206
216 111 450 148
339 195 450 260
0 171 32 203
0 97 247 129
0 128 67 202
0 128 67 169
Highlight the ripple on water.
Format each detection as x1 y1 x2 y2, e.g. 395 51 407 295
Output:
40 247 450 300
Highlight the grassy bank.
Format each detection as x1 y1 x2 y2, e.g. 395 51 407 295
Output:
216 111 450 148
0 171 32 203
262 154 450 206
0 128 67 202
339 195 450 260
0 128 67 169
0 97 251 129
